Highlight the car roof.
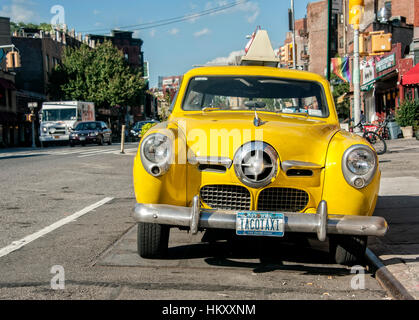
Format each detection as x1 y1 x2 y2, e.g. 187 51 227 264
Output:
184 65 327 83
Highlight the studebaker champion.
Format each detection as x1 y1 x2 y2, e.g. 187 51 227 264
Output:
132 66 388 265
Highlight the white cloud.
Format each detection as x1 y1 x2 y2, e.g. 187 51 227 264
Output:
93 9 100 15
206 49 245 65
168 28 179 35
0 0 39 23
133 30 141 38
194 28 211 37
203 1 260 23
149 29 156 37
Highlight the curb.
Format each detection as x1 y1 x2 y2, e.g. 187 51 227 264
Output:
365 248 415 300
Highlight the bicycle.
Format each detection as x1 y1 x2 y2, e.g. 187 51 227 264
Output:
352 122 387 155
375 116 391 140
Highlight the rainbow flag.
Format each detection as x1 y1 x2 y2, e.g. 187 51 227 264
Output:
331 57 351 83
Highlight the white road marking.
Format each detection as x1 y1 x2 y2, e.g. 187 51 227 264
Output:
77 148 137 158
0 197 114 258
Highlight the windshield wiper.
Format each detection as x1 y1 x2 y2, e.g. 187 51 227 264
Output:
202 107 220 112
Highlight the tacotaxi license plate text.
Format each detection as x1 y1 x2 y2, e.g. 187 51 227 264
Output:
236 212 284 237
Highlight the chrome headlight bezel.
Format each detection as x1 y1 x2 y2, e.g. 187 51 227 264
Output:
140 133 172 177
342 144 377 189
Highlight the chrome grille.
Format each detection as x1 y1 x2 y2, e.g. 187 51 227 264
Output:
257 188 309 212
200 185 251 211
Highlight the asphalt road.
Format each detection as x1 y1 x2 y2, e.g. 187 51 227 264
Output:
0 143 388 300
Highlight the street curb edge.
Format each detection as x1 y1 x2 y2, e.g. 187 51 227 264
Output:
365 248 415 300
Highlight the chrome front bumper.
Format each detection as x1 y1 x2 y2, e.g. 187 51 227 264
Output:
132 196 388 241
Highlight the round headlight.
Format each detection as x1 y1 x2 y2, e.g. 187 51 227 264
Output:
346 148 375 175
140 133 172 176
342 145 377 189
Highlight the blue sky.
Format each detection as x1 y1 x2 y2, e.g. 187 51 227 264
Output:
0 0 314 87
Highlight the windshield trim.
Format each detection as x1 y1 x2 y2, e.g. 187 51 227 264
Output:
180 75 330 119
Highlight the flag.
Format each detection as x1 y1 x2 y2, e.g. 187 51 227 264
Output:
331 57 351 83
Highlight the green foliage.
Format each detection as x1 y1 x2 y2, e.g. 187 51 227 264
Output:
10 22 53 33
140 122 157 137
48 41 146 111
330 74 350 121
396 99 419 128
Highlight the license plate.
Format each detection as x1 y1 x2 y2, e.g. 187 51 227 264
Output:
80 137 86 141
54 136 60 139
236 212 284 237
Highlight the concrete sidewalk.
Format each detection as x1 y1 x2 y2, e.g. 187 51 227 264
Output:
369 138 419 299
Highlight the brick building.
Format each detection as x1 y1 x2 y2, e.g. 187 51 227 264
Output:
0 17 17 147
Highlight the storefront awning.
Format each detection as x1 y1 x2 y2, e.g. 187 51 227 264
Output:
0 78 17 90
402 63 419 86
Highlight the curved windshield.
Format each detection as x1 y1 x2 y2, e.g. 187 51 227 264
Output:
182 76 328 117
75 122 100 131
42 108 77 121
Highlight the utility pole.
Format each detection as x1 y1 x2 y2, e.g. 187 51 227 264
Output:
291 0 297 69
349 0 364 133
326 0 332 80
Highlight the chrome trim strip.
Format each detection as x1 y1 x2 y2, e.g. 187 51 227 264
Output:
281 160 323 172
188 156 232 168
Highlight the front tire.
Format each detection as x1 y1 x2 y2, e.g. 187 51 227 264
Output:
137 222 170 258
329 235 367 266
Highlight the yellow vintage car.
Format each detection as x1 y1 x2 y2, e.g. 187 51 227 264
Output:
133 66 388 265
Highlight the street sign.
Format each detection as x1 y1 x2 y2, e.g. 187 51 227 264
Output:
376 53 395 73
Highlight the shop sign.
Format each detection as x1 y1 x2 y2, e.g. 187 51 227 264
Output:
362 62 375 85
376 53 395 73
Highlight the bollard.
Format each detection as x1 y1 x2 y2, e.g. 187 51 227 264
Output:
120 124 125 154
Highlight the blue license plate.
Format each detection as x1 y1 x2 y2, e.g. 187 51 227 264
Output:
236 212 284 237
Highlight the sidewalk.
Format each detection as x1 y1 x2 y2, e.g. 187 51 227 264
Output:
369 137 419 299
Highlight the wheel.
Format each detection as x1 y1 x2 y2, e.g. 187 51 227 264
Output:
69 141 75 147
363 131 387 155
329 235 367 266
137 222 170 258
98 135 104 146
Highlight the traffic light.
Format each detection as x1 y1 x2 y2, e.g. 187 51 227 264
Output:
349 0 365 26
6 52 14 68
5 51 21 69
371 32 392 53
13 51 21 68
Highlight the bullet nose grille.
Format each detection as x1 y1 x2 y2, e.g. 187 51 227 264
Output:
257 188 309 212
200 185 251 211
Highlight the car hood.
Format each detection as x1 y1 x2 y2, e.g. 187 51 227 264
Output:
171 112 340 166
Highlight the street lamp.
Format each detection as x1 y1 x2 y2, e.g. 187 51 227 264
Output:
349 0 365 133
28 102 38 148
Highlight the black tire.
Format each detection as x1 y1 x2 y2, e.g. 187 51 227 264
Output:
137 222 170 258
363 131 387 155
329 235 368 266
69 141 75 147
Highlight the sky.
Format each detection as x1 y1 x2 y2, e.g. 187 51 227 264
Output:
0 0 314 88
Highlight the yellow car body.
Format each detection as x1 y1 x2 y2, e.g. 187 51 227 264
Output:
133 66 388 263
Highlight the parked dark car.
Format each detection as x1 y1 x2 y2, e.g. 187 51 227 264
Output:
130 120 159 140
69 121 112 147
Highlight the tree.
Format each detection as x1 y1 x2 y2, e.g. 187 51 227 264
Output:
48 41 146 112
330 74 350 121
10 22 53 33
